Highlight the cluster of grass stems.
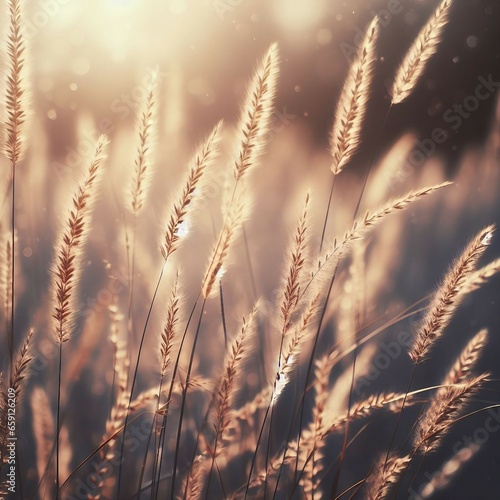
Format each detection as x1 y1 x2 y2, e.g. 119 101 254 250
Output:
1 0 499 498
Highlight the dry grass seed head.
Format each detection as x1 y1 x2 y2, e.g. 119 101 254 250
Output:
0 231 13 320
31 387 55 493
279 192 311 336
330 17 379 174
322 392 410 437
2 0 30 165
313 181 452 293
274 292 321 404
461 257 500 295
392 0 454 104
109 306 129 399
9 327 34 402
439 329 488 394
91 388 158 497
211 305 259 456
201 189 248 298
233 42 279 182
311 349 339 431
366 453 411 500
410 225 494 363
128 69 158 215
230 385 273 425
51 135 109 343
183 454 207 500
161 120 223 259
160 270 182 377
415 373 488 454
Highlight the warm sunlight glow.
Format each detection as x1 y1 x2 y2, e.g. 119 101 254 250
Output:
273 0 325 30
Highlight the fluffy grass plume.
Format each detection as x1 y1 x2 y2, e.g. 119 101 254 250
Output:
51 135 109 343
323 392 413 435
409 332 489 457
184 455 205 500
366 454 412 500
2 0 30 165
461 257 500 295
160 120 223 259
299 350 339 494
314 181 452 284
330 17 379 174
8 327 34 401
415 373 487 453
0 231 13 320
201 191 247 298
128 69 158 215
305 350 339 456
439 329 488 393
191 307 261 499
90 388 158 498
159 270 181 378
210 306 259 459
409 225 494 363
392 0 453 104
274 293 321 404
278 192 311 336
233 42 279 182
200 47 277 311
31 387 55 493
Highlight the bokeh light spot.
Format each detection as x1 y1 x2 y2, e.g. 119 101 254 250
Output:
71 57 90 76
466 35 478 48
317 28 332 45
